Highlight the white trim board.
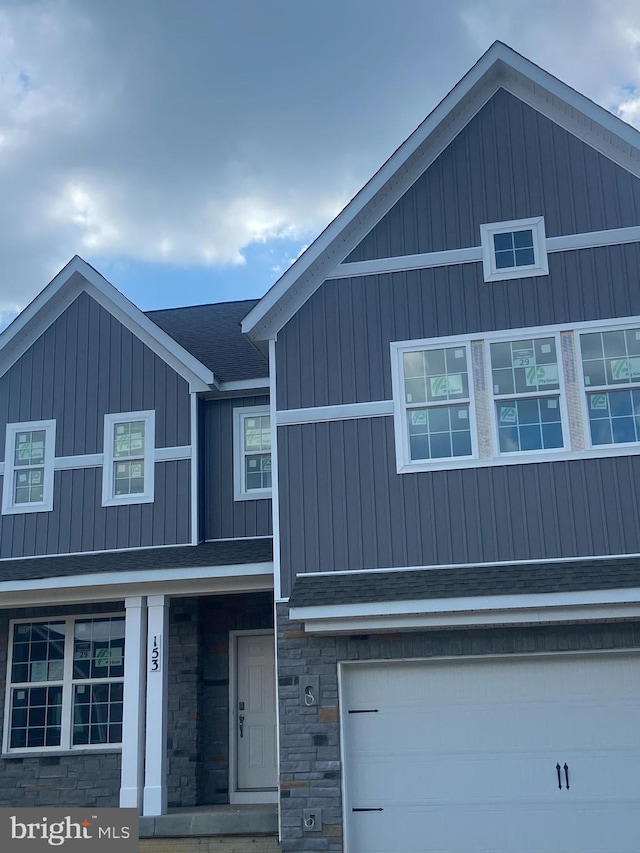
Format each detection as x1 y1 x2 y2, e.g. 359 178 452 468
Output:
276 400 394 426
325 225 640 280
243 43 640 341
290 588 640 633
0 562 274 608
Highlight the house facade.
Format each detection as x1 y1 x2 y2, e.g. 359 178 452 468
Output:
0 42 639 852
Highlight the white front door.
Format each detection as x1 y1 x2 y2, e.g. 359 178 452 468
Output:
232 632 277 801
342 653 640 853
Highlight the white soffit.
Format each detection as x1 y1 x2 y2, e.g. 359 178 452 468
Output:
0 256 214 391
242 42 640 341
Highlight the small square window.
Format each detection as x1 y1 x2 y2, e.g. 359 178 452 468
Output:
480 217 548 282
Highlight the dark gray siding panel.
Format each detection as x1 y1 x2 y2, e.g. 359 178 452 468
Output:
278 418 640 597
202 396 272 540
0 290 191 454
346 88 640 262
0 291 193 555
0 462 191 557
277 243 640 409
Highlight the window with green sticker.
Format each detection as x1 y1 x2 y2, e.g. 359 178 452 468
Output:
102 411 155 507
2 420 56 515
580 327 640 446
5 616 124 753
490 337 565 453
234 406 272 499
401 344 473 462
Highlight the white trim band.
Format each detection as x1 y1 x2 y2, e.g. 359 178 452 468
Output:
327 225 640 280
277 400 394 426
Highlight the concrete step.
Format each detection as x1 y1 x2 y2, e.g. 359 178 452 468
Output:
139 804 279 845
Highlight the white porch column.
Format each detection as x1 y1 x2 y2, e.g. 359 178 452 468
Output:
120 596 147 810
143 594 169 816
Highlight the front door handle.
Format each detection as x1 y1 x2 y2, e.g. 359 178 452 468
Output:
239 714 245 738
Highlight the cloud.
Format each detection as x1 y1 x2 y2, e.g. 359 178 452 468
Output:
1 1 640 316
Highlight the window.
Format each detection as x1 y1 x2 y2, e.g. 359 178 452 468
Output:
480 217 548 282
489 336 565 453
234 406 272 500
580 326 640 447
2 420 56 515
4 616 124 753
400 343 474 462
102 411 154 506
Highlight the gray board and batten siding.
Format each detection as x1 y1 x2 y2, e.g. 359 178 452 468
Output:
201 395 272 541
0 291 192 557
274 88 640 595
345 88 640 262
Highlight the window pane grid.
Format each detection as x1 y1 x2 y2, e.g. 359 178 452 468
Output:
12 429 47 505
403 346 469 405
113 421 145 458
239 411 272 494
7 617 125 751
11 622 65 685
10 685 63 749
407 404 472 461
496 396 563 453
73 618 125 680
244 416 271 452
72 682 123 746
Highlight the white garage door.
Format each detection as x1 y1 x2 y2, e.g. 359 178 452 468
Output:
342 653 640 853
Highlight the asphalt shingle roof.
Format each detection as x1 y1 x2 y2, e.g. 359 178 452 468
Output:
288 557 640 608
0 539 273 584
145 300 268 383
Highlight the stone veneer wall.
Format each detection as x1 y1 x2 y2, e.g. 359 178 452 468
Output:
166 592 274 807
276 602 640 853
0 601 124 808
198 592 274 805
167 597 201 808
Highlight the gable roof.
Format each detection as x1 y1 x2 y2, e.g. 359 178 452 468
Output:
146 301 268 383
0 256 215 392
242 41 640 340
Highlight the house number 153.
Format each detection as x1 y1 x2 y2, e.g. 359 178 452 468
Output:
149 634 162 673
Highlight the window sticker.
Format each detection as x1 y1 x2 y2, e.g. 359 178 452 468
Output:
499 405 517 423
410 410 427 426
525 365 559 386
611 357 640 381
48 661 64 681
430 374 463 397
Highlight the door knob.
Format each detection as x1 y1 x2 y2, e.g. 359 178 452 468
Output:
239 714 245 738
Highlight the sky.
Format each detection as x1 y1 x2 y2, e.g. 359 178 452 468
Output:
1 0 640 328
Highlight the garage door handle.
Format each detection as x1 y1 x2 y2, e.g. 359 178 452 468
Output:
564 763 570 790
556 763 562 789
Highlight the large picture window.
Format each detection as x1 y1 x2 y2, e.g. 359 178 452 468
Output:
390 320 637 473
4 616 124 753
102 411 155 506
2 420 56 515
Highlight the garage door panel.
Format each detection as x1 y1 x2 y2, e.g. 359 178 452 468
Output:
343 654 640 853
350 802 639 853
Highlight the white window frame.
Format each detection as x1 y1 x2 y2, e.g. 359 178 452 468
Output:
233 406 272 501
2 419 56 515
480 217 548 283
390 340 478 473
3 614 125 755
392 315 640 475
486 331 570 457
102 411 155 507
578 321 640 450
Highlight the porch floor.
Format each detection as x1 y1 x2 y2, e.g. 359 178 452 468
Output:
139 804 278 838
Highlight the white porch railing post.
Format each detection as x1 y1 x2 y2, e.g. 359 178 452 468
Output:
143 594 169 816
120 596 147 810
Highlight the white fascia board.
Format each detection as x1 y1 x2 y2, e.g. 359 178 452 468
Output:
219 378 270 392
290 587 640 632
0 257 214 391
243 42 640 341
0 561 274 608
